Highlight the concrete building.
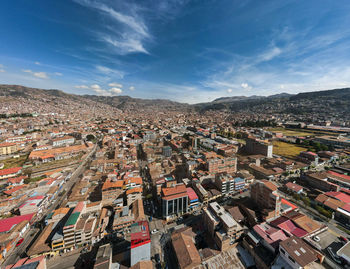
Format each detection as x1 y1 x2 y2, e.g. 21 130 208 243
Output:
162 146 172 157
161 183 188 218
251 180 281 221
245 137 273 158
298 151 319 166
279 236 319 269
0 142 18 155
130 221 151 266
203 202 244 250
207 157 237 175
52 136 75 147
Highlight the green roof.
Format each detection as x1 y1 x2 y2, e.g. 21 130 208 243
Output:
64 212 80 227
45 212 54 220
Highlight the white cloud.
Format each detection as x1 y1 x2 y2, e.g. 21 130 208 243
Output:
54 72 63 76
109 87 123 94
259 46 281 62
129 86 135 91
0 69 5 73
96 65 125 78
102 35 149 55
33 72 49 79
74 0 150 55
74 85 89 89
35 61 41 65
227 88 232 93
22 69 49 79
91 84 102 90
109 82 123 88
241 83 252 90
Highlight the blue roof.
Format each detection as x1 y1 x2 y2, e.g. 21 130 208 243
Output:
234 177 244 183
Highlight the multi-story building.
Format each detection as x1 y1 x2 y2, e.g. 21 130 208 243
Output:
251 180 281 221
52 136 75 147
162 146 172 157
203 202 244 250
207 157 237 175
215 173 235 194
245 137 273 158
279 236 319 269
298 151 319 165
301 172 340 192
0 142 18 155
63 202 85 250
130 221 151 266
161 183 188 219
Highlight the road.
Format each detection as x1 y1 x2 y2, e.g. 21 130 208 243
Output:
1 144 98 267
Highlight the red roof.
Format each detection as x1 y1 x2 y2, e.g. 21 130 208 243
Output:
325 191 350 204
8 175 27 184
0 213 34 233
3 185 25 195
340 204 350 212
277 219 308 237
186 187 198 201
0 167 22 177
285 182 303 192
328 171 350 181
281 198 298 210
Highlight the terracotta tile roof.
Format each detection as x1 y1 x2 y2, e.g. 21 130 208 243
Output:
171 229 201 269
280 236 318 267
292 215 321 233
102 180 123 190
261 180 278 191
126 187 142 195
0 167 22 177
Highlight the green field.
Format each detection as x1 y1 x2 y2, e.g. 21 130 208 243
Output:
268 127 337 137
1 154 28 169
272 141 307 159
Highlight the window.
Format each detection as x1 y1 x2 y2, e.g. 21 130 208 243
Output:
288 256 295 264
280 248 286 255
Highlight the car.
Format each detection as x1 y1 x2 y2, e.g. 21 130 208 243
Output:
327 247 342 264
154 253 160 263
313 236 320 242
151 229 158 234
339 236 348 243
16 238 24 247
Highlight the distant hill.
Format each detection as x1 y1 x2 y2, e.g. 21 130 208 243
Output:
194 88 350 116
1 84 350 117
0 84 190 114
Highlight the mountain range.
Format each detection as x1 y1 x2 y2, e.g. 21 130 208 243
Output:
1 84 350 116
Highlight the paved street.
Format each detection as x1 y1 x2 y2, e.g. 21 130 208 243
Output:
1 144 98 267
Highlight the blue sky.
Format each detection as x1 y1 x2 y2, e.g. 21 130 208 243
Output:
1 0 350 103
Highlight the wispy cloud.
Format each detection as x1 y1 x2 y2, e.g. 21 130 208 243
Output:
129 86 135 91
96 65 125 78
54 72 63 76
74 0 151 55
0 64 5 73
109 82 123 88
74 83 123 96
74 85 89 89
22 69 49 79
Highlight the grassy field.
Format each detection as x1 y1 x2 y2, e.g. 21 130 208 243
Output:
1 154 28 169
272 141 307 159
268 127 338 137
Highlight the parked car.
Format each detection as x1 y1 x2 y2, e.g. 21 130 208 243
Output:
155 253 160 263
339 236 348 243
327 247 342 264
313 236 320 242
16 238 24 247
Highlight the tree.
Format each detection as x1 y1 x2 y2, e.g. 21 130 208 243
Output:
86 134 95 141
